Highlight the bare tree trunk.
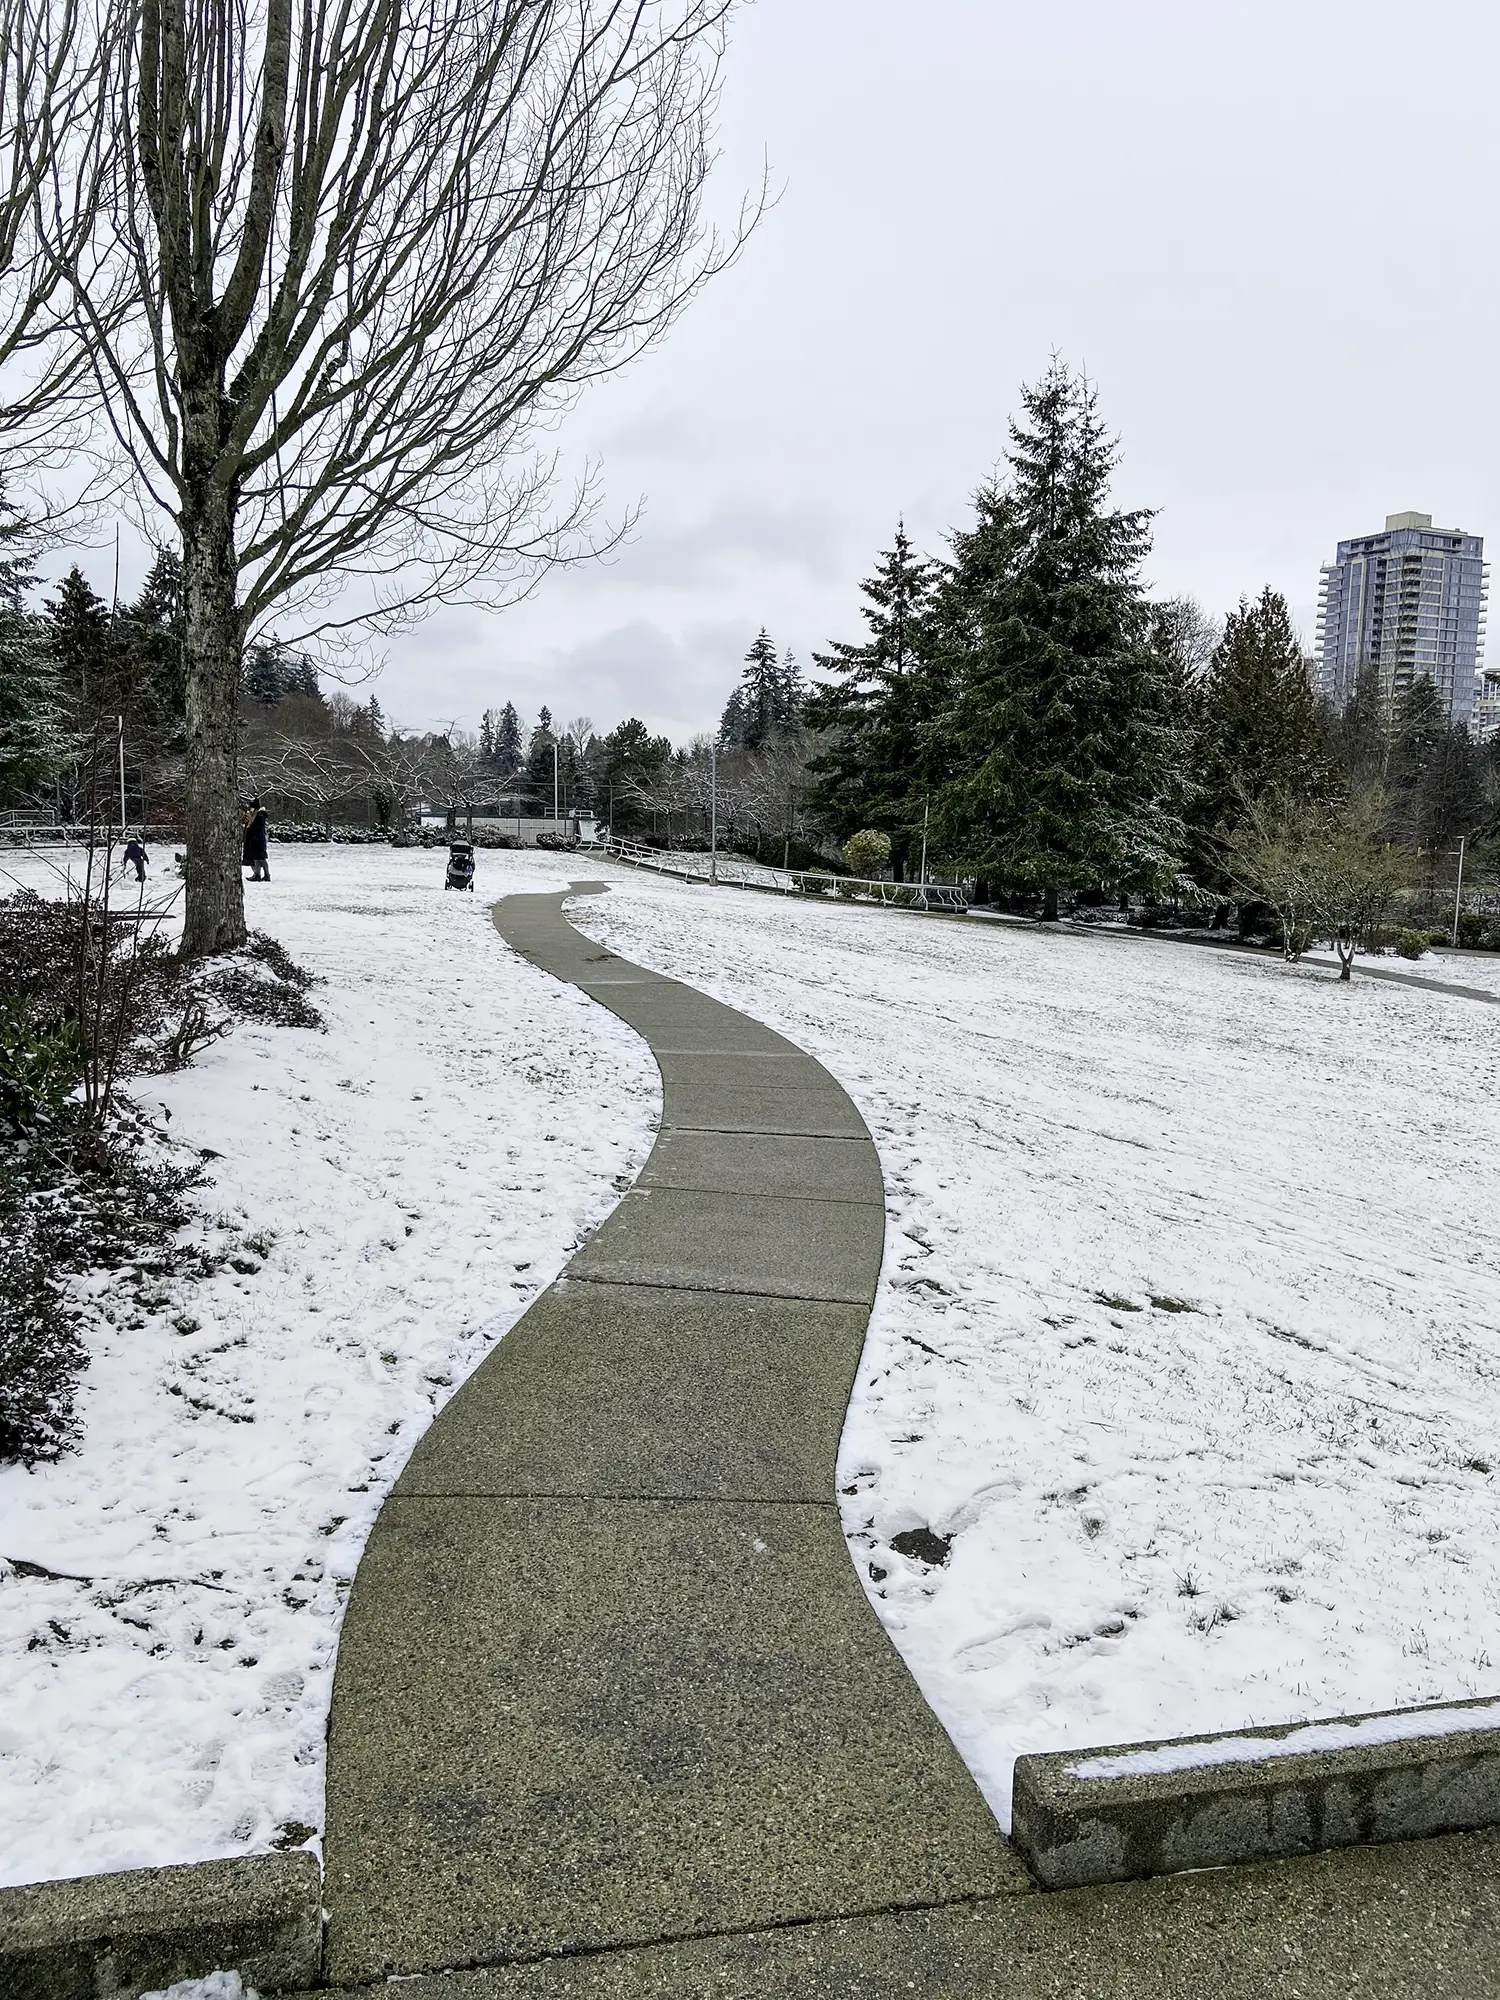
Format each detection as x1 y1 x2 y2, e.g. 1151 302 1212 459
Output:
181 479 246 956
1041 885 1059 922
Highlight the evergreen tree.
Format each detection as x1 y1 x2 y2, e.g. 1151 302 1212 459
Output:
46 566 129 724
775 649 807 734
1189 587 1327 881
1389 678 1485 856
0 611 63 803
242 638 319 705
495 701 523 773
1326 662 1388 785
366 696 386 740
480 708 497 761
123 547 187 747
804 523 941 867
0 492 64 803
526 709 558 807
929 361 1189 916
719 630 783 752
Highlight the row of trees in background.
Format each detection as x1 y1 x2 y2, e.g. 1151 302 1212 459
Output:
784 360 1500 944
7 352 1498 939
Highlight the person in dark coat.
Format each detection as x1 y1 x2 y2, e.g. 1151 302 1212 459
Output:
121 834 149 883
243 799 271 881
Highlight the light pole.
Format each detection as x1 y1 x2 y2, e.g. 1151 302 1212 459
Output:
917 800 930 908
552 740 559 821
709 744 718 885
1452 834 1468 946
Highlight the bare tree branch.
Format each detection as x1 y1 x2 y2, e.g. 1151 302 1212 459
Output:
37 0 753 952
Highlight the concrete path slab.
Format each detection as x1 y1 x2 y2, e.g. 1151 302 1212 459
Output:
655 1081 870 1138
325 1495 1026 1981
567 1185 883 1304
652 1050 842 1094
391 1278 871 1502
637 1129 884 1204
320 884 1016 1988
315 1824 1500 1998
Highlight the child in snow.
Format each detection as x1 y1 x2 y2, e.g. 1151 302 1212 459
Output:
122 834 149 883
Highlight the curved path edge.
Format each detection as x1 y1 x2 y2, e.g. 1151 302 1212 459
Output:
321 884 1024 1986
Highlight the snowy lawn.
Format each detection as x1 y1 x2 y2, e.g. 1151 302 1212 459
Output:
0 845 656 1888
571 868 1500 1826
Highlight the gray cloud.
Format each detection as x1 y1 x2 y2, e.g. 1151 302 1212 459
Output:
374 0 1500 742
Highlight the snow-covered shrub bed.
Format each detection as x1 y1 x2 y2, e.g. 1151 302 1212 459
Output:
0 846 656 1887
571 870 1500 1826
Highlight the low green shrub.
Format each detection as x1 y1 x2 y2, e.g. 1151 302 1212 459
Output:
1457 912 1490 948
1393 928 1429 960
801 871 832 895
0 1004 87 1134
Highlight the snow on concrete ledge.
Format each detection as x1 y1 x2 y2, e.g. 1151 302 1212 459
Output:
1012 1695 1500 1889
0 1851 319 2000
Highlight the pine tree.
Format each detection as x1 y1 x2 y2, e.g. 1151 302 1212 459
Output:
480 708 497 761
47 566 129 723
0 617 65 804
720 630 783 752
775 649 806 735
1389 678 1484 856
526 709 558 807
0 492 64 803
1189 587 1327 881
495 701 523 772
804 523 940 866
1327 663 1388 785
929 362 1190 916
123 547 187 748
242 638 320 706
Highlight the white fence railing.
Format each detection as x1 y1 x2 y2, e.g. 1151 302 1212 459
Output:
596 835 970 911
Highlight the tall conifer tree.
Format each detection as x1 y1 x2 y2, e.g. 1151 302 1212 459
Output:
805 524 941 866
930 362 1189 915
719 629 786 752
1188 587 1327 882
0 514 62 804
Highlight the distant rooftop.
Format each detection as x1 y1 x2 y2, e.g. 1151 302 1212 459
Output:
1385 511 1433 531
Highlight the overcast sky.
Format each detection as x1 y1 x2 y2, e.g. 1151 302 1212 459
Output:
311 0 1500 741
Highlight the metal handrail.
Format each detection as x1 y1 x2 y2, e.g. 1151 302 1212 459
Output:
596 835 969 910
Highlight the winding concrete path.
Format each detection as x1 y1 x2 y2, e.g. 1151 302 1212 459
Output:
321 884 1024 1988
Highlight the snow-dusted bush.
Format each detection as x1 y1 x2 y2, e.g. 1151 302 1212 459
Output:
1393 928 1429 960
842 828 892 878
0 893 322 1464
0 1107 202 1466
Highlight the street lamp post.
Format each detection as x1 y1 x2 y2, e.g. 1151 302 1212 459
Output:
552 741 559 821
917 800 930 908
709 744 718 885
1453 835 1468 946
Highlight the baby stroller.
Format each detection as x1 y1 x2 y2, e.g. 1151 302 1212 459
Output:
445 841 475 891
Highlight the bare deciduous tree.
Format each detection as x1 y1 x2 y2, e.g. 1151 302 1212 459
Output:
0 0 112 456
42 0 748 953
1228 785 1411 979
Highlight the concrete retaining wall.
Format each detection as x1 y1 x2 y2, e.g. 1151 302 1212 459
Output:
0 1852 321 2000
1012 1695 1500 1889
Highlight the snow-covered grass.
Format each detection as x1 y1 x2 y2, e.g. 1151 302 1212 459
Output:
7 844 1500 1882
572 869 1500 1827
0 846 656 1888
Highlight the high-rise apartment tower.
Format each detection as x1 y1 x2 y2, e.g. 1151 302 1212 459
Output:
1316 511 1487 724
